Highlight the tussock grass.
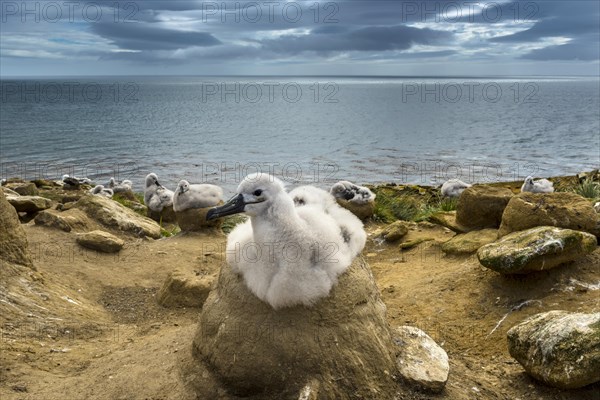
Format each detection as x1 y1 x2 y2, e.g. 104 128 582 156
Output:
572 178 600 200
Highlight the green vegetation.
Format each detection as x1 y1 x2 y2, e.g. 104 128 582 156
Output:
221 214 248 234
572 178 600 200
160 224 180 237
112 192 147 216
372 185 458 223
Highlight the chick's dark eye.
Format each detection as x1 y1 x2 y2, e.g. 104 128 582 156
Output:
253 189 263 196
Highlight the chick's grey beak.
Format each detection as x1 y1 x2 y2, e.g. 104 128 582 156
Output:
206 193 245 220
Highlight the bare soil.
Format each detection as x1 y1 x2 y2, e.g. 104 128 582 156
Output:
1 220 599 399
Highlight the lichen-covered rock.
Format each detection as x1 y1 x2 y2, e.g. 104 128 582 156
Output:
499 192 599 239
456 186 514 230
507 311 600 389
176 206 222 232
441 229 498 255
76 230 124 253
335 198 375 220
157 269 215 308
394 326 449 393
0 192 33 267
193 257 399 399
73 195 161 239
380 220 410 242
429 211 469 233
0 187 20 197
12 182 38 196
6 195 52 213
147 204 177 223
34 209 96 232
477 226 597 274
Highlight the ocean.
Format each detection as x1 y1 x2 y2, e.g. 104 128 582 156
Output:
1 76 598 193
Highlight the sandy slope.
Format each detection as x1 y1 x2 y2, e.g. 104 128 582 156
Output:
1 221 599 400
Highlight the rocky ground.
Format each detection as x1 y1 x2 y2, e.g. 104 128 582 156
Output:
0 175 599 400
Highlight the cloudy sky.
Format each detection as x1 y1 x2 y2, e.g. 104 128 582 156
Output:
1 0 599 76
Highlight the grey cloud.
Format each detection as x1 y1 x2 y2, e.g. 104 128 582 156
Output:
263 25 452 54
90 22 221 50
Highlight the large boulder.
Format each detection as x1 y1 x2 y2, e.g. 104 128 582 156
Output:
157 268 215 308
477 226 597 274
193 257 399 399
34 209 97 232
394 326 449 393
76 230 124 253
0 192 32 267
507 311 600 389
441 229 498 255
176 206 223 232
6 195 52 213
72 195 161 239
456 185 514 230
499 192 600 239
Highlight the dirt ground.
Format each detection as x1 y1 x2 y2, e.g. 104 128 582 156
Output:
1 219 599 400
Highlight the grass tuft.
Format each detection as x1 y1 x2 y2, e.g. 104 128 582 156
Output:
572 178 600 200
221 214 248 234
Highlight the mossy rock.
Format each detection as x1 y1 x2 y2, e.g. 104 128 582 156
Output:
73 195 161 239
442 229 498 255
499 192 600 239
507 311 600 389
477 226 597 274
380 220 410 242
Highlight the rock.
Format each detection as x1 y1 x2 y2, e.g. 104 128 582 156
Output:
595 202 600 213
32 179 57 188
176 206 223 232
456 185 514 230
441 229 498 255
6 196 52 213
193 257 399 398
0 192 33 267
157 269 215 308
73 195 161 239
380 220 410 242
394 326 449 393
12 182 38 196
147 205 177 223
335 198 375 220
507 310 600 389
499 192 600 239
61 194 84 204
129 202 148 215
399 238 434 250
76 230 124 253
34 209 96 232
429 211 469 233
477 226 597 274
1 187 20 197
